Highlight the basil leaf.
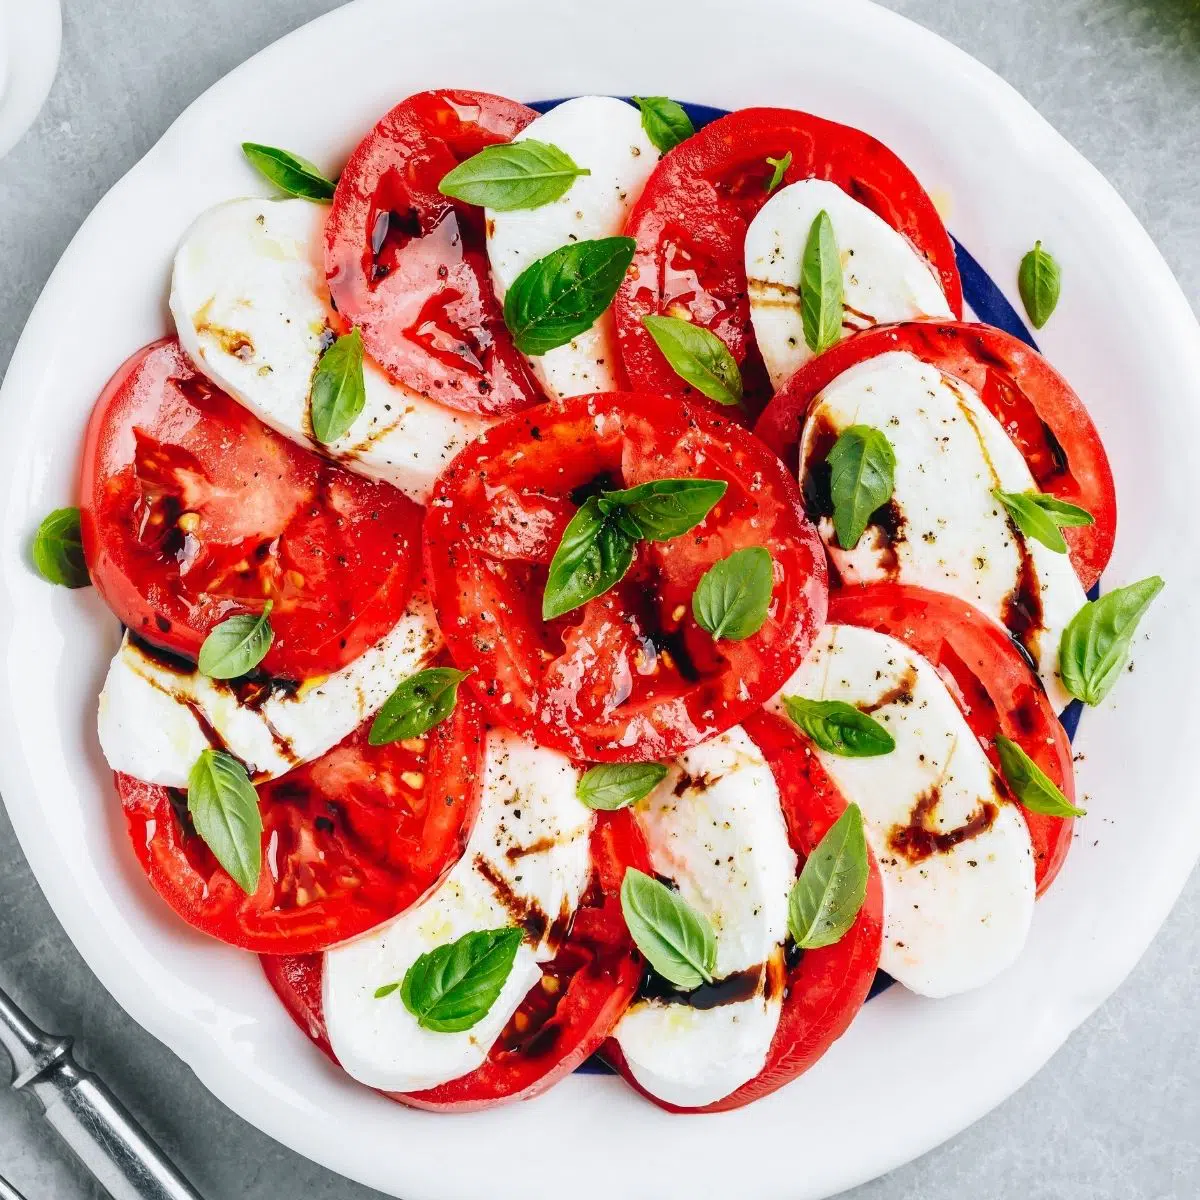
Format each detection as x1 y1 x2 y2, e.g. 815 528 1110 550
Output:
400 927 523 1033
503 236 635 356
369 667 472 745
542 496 637 620
186 750 262 894
993 489 1067 554
599 478 727 541
578 763 668 811
31 507 89 588
241 143 336 201
788 803 870 949
374 982 400 999
692 547 774 641
1027 493 1094 528
826 425 896 550
765 151 792 194
995 736 1085 818
781 696 896 757
641 315 742 407
438 139 590 211
310 327 366 444
631 96 694 154
620 868 716 990
1018 240 1061 330
800 209 843 354
197 602 274 680
1059 576 1164 705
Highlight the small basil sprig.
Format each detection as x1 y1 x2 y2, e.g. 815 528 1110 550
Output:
186 749 263 894
765 151 792 194
543 478 726 619
577 763 668 811
620 868 716 990
631 96 694 153
1059 577 1164 706
788 803 870 949
782 696 896 757
369 667 472 746
692 547 774 641
994 490 1093 554
241 143 336 201
641 315 742 407
395 927 523 1033
197 602 274 680
310 327 366 444
801 209 843 354
1018 241 1061 330
826 425 896 551
504 236 635 356
439 140 590 211
31 507 89 588
995 736 1085 818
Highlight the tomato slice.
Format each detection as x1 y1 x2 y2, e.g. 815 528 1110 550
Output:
755 321 1116 589
325 90 540 417
828 583 1076 894
80 339 422 679
615 107 963 416
261 809 650 1110
118 686 485 954
423 391 829 762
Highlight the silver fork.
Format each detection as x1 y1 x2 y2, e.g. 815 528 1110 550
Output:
0 1173 27 1200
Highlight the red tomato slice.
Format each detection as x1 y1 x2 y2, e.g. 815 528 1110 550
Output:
603 710 884 1113
829 583 1076 894
80 339 422 679
615 108 963 416
755 321 1116 589
118 687 485 954
325 90 541 417
261 809 650 1110
424 391 829 762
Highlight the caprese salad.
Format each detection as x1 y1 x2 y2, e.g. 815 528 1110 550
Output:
31 90 1163 1115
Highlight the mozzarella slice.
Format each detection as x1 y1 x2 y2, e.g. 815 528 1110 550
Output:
170 198 487 505
323 729 593 1092
798 349 1086 709
486 96 659 400
746 179 952 388
612 726 797 1108
97 591 440 786
769 624 1035 998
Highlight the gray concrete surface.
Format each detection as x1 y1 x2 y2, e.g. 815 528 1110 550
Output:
1 1 1197 1197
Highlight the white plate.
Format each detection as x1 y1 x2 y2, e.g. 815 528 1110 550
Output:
0 1 1197 1197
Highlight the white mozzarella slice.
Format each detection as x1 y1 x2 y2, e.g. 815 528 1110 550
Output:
96 592 440 786
170 198 487 505
485 96 659 400
323 729 593 1092
798 349 1087 709
746 178 952 387
613 726 797 1108
769 624 1035 998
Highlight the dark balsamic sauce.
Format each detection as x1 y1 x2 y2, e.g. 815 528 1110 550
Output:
639 963 765 1011
887 786 999 864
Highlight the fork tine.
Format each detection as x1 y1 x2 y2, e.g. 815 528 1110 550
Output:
0 1172 27 1200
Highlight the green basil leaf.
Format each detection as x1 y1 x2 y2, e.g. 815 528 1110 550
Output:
995 735 1085 817
692 547 774 641
800 209 843 354
1018 240 1061 330
197 602 274 680
310 327 366 444
542 496 637 620
787 803 870 949
503 236 636 356
31 507 89 588
400 927 523 1033
826 425 896 550
1027 493 1094 528
374 982 400 999
620 868 716 990
993 489 1067 554
631 96 694 153
438 139 590 211
1059 576 1164 705
599 478 727 541
241 143 336 201
369 667 472 745
186 750 262 894
765 151 792 194
641 315 742 407
781 696 896 757
577 763 668 811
